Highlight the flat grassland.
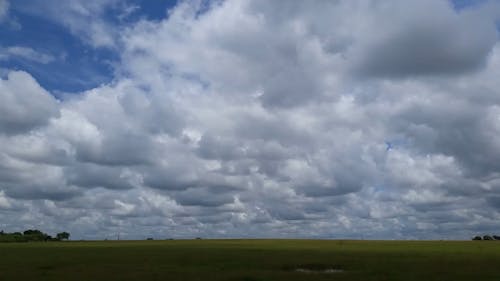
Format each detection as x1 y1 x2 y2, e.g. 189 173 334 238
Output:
1 239 500 281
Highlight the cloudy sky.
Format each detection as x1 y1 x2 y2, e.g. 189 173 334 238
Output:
1 0 500 240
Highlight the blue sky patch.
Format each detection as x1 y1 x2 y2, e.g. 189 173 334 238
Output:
451 0 488 10
0 0 178 94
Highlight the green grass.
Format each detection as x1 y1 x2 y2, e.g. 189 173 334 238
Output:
1 239 500 281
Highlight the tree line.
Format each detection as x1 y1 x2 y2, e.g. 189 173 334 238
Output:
0 229 70 243
472 235 500 241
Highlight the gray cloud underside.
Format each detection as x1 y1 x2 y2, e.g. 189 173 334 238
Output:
1 0 500 239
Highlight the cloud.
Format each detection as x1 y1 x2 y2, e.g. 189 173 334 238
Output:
0 190 11 209
0 71 60 135
1 0 500 239
349 0 499 77
0 46 56 64
65 163 139 190
15 0 130 48
0 0 8 22
0 152 80 200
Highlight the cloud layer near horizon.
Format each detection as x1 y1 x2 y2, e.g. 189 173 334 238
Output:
1 0 500 239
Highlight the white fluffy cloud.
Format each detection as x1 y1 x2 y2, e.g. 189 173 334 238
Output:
0 71 60 134
1 0 500 239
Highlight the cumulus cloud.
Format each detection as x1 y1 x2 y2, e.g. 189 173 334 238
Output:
349 0 499 77
1 0 500 239
0 71 60 135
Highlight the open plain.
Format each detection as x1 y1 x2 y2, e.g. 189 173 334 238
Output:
1 239 500 281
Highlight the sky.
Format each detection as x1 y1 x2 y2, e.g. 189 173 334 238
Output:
1 0 500 240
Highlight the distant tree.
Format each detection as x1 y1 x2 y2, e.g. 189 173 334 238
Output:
472 236 482 241
23 229 43 236
23 229 48 241
0 229 65 243
493 235 500 240
23 229 44 236
483 235 494 241
56 232 70 241
1 229 72 243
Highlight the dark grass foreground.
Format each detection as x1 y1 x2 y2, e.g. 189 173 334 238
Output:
1 239 500 281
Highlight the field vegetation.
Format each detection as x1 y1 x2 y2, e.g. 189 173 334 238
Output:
1 239 500 281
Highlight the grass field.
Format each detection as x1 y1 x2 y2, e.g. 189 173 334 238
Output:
1 239 500 281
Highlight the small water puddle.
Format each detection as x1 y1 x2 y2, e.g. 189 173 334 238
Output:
284 264 345 274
